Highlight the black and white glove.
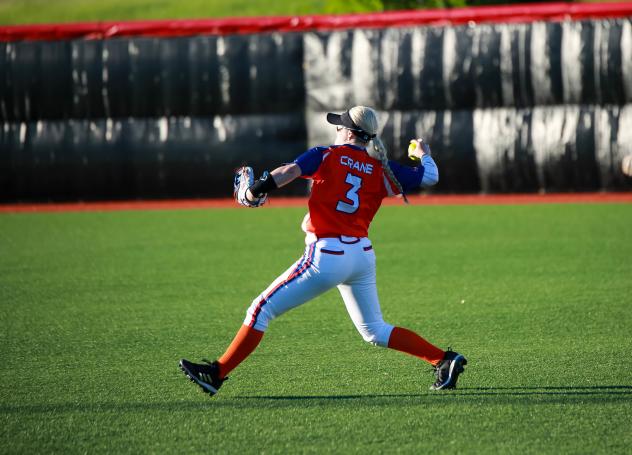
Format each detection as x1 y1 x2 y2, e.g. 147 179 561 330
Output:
233 166 269 208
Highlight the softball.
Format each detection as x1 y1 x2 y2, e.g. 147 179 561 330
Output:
408 140 420 161
622 154 632 177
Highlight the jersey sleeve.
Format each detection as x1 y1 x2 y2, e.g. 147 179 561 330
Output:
294 146 329 177
388 155 439 193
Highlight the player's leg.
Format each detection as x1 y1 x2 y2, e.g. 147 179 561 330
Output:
181 242 338 395
181 258 302 391
339 276 469 389
338 281 444 364
217 241 342 378
337 246 445 365
338 245 468 389
212 256 306 379
338 278 470 389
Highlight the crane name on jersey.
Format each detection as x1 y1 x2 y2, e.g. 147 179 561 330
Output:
340 156 374 175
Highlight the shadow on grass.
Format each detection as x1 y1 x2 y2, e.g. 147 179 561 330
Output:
2 385 631 414
238 385 632 400
459 385 632 393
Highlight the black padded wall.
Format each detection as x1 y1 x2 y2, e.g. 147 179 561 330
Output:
0 33 307 201
1 34 304 120
304 19 632 194
0 115 306 200
1 18 631 202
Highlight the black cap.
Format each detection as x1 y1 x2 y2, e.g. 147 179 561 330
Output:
326 110 376 142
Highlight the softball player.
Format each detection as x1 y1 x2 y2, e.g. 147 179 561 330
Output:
180 106 467 396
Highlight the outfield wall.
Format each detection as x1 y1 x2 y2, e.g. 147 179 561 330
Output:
0 35 309 200
1 3 631 201
304 21 632 192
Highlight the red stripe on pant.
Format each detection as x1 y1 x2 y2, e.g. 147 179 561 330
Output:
248 242 316 328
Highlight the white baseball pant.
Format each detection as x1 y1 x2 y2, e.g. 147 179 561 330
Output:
244 236 394 347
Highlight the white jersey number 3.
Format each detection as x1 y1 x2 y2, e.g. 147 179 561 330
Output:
336 173 363 214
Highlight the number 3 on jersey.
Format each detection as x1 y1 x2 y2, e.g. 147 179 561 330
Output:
336 173 363 214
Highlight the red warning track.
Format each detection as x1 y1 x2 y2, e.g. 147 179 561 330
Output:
0 193 630 213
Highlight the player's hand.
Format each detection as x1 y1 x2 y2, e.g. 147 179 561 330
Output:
408 138 432 161
234 166 268 208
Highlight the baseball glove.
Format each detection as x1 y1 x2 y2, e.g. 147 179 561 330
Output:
233 166 268 208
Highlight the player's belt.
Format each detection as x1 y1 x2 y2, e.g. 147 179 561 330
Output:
315 234 362 243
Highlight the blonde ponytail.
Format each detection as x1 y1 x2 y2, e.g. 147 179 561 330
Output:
347 105 408 203
371 136 408 204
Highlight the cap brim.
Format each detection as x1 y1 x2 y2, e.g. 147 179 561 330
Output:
326 113 343 126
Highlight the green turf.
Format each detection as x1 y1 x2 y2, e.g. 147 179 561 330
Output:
0 0 378 25
0 0 614 25
1 203 631 453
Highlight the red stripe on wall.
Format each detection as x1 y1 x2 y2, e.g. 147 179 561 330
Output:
1 2 632 42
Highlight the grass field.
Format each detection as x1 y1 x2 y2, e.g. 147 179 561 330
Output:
0 0 615 25
0 0 372 25
1 203 631 453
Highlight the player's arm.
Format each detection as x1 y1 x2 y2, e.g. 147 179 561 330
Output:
245 163 301 202
246 145 328 201
235 146 325 208
389 140 439 192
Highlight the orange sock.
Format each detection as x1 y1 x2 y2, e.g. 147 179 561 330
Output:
387 326 445 366
217 324 264 378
